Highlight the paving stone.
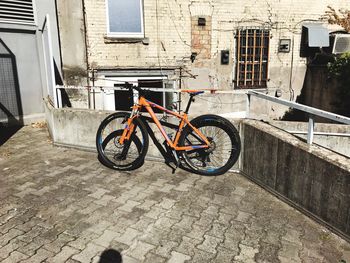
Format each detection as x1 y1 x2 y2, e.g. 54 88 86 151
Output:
175 236 203 257
47 245 80 263
94 194 115 206
0 228 24 246
118 200 141 212
0 238 27 259
144 206 166 220
173 215 197 231
168 251 191 263
153 240 179 258
87 220 113 235
156 198 176 209
143 252 167 263
197 234 222 254
234 243 260 263
211 246 238 263
17 225 45 243
72 243 105 262
1 251 28 263
16 236 48 256
21 248 55 263
278 240 302 260
43 232 76 253
154 216 179 231
68 231 100 250
0 218 24 234
88 188 110 199
191 248 216 262
131 216 155 231
114 228 141 246
92 229 119 248
124 240 155 260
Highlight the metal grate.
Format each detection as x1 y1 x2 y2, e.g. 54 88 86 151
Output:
0 0 35 24
236 29 270 89
0 56 19 120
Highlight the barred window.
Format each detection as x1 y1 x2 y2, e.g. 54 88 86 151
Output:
236 29 270 89
0 0 35 24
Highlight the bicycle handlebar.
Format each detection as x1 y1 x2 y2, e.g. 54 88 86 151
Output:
122 83 205 96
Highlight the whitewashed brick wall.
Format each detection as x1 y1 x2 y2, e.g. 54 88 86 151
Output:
84 0 350 98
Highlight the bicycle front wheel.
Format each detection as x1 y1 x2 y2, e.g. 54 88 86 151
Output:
179 115 241 176
96 112 149 171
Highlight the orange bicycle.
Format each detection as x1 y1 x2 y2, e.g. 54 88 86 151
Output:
96 84 241 175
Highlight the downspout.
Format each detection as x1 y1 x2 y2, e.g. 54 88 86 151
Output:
81 0 91 108
81 0 89 85
54 0 64 81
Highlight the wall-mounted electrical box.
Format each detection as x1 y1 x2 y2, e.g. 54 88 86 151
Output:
279 39 291 53
221 50 229 65
198 17 206 26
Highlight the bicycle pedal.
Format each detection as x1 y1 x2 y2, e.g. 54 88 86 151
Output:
171 150 180 167
164 161 177 174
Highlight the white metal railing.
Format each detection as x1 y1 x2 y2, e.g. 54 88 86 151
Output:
247 90 350 144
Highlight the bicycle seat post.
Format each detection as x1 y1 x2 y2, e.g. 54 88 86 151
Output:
184 94 195 114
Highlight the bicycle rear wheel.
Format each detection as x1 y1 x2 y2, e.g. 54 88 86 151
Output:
96 112 149 171
179 115 241 176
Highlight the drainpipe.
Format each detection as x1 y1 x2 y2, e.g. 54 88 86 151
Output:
81 0 91 108
81 0 89 85
54 0 64 81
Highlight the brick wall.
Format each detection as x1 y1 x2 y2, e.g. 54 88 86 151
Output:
191 16 212 60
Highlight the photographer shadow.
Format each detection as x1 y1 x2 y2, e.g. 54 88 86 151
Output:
98 249 122 263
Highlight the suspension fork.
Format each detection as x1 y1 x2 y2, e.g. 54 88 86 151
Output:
119 105 140 145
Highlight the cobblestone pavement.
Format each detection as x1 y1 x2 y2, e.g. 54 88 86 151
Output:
0 125 349 263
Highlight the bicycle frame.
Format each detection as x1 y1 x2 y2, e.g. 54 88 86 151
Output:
119 96 210 151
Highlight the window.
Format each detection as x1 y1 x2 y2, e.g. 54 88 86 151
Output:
0 0 35 25
236 29 270 89
106 0 144 38
105 76 174 113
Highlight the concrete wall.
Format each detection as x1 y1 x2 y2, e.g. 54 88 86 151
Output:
0 0 61 122
241 119 350 240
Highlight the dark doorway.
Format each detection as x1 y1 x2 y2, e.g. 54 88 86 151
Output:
0 38 23 146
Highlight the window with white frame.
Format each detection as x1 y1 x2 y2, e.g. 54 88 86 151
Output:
106 0 144 38
0 0 35 25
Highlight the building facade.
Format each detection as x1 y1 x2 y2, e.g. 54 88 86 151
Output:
59 0 349 117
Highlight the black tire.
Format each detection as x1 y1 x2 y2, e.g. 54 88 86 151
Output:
96 112 149 171
179 114 241 176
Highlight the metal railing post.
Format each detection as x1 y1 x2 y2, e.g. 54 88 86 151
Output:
56 87 62 108
246 93 251 118
307 117 315 145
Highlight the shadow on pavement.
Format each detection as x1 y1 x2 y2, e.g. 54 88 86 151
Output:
0 123 22 146
98 249 122 263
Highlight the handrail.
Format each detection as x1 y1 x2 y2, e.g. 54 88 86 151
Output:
248 90 350 125
247 90 350 144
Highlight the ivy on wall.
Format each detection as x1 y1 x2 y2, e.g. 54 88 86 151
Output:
323 6 350 32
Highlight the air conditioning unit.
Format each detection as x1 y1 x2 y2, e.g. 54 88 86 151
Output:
332 34 350 54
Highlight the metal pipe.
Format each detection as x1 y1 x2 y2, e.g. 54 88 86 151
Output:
307 117 314 144
287 131 350 137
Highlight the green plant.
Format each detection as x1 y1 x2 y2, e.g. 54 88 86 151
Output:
328 52 350 116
